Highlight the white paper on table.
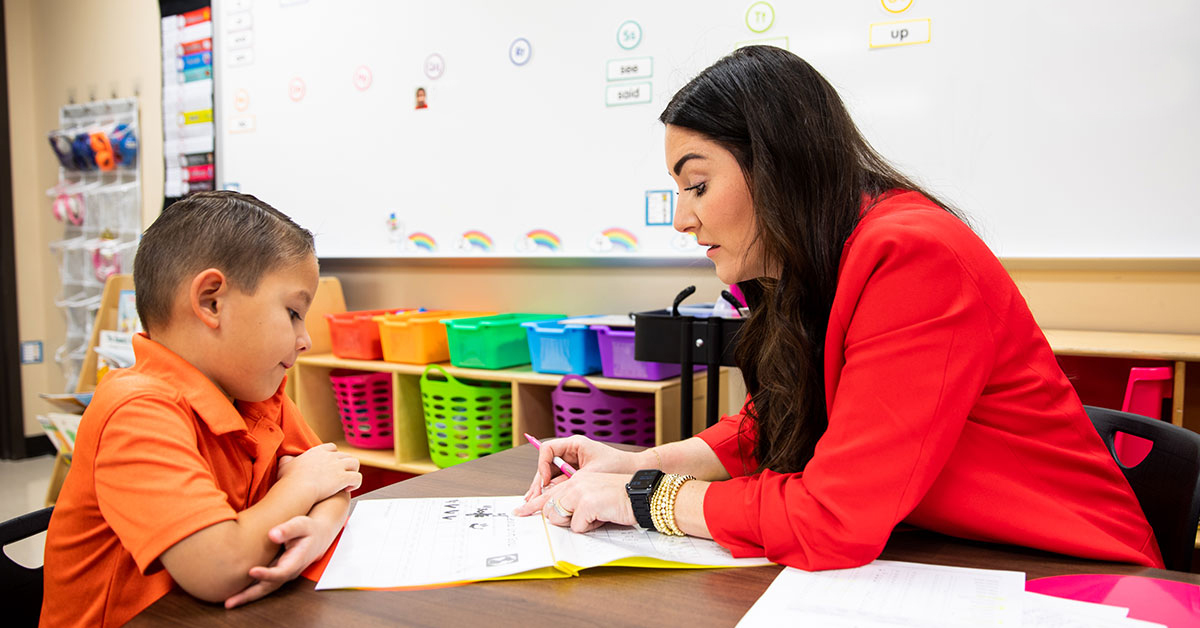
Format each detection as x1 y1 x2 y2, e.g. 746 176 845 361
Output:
1023 591 1164 628
316 496 554 589
316 496 770 590
737 560 1024 628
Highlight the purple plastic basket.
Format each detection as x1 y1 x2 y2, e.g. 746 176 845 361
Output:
593 324 693 381
329 369 394 449
551 375 655 447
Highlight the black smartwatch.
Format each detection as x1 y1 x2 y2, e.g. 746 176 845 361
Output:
626 469 665 530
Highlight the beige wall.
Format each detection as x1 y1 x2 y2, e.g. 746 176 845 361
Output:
6 0 162 436
1006 262 1200 335
6 2 1198 440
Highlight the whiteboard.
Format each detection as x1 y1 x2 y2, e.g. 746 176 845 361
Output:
212 0 1200 259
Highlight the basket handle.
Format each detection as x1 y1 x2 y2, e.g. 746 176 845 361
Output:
421 364 457 385
555 374 597 396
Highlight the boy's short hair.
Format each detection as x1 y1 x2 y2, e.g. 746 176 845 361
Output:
133 191 315 332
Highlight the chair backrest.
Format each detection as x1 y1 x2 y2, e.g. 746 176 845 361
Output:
0 506 53 628
1121 366 1173 419
1084 406 1200 572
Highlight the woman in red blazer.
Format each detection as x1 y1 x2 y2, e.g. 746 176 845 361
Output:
515 46 1161 570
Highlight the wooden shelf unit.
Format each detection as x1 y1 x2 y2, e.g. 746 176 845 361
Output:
287 276 729 474
291 352 726 474
1043 329 1200 428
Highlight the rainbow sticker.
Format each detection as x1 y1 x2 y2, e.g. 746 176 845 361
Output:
602 228 639 251
461 230 493 252
407 232 437 252
525 229 561 252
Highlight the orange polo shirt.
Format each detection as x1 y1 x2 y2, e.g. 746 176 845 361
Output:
41 334 322 628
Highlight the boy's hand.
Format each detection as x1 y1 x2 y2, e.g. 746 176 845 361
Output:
276 443 362 503
223 508 341 609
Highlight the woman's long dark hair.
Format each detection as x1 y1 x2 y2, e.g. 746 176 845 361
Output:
660 46 959 473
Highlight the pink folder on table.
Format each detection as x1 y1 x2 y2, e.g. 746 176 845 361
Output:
1026 573 1199 627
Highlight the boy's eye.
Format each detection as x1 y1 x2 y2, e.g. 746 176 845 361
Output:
684 182 707 197
288 309 302 321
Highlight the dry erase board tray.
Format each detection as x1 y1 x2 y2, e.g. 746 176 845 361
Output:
633 309 743 367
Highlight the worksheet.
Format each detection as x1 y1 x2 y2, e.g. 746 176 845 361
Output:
316 496 770 590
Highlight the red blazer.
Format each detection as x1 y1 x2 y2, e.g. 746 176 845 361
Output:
698 191 1162 570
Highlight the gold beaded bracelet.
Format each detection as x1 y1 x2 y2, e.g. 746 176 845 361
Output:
649 481 673 534
649 473 695 536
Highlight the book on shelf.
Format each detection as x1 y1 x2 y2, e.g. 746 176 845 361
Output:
37 413 83 455
38 391 93 412
316 495 771 590
116 289 142 334
95 329 135 383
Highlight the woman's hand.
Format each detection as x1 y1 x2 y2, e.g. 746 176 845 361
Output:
522 435 652 501
513 471 636 533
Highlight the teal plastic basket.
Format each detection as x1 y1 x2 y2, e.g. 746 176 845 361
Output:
419 365 514 468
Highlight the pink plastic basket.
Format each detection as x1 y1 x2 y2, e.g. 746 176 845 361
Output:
329 369 394 449
551 375 656 447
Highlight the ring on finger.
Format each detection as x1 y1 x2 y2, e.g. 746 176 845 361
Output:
549 497 573 518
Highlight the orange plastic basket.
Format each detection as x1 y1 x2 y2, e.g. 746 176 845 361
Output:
376 310 496 364
326 309 410 360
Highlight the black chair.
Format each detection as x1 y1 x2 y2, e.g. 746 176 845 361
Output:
1084 405 1200 572
0 506 53 627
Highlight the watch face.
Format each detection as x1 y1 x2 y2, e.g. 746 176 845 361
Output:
628 469 661 491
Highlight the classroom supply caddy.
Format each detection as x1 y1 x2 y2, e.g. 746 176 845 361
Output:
635 287 745 440
552 375 656 447
326 308 410 360
522 319 602 375
420 365 513 468
444 313 564 369
375 310 495 364
329 370 394 449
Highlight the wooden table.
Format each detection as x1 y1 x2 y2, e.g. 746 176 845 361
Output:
130 445 1200 628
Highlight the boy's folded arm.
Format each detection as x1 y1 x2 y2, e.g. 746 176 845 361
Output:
160 441 361 602
227 491 352 608
158 473 328 602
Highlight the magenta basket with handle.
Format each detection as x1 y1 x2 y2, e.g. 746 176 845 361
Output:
329 369 394 449
551 375 656 447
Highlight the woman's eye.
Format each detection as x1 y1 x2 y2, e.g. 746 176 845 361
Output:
684 182 707 196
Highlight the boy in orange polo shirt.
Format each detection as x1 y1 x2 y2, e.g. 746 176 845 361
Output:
41 191 362 627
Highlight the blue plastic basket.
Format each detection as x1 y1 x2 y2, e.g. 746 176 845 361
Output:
522 319 602 375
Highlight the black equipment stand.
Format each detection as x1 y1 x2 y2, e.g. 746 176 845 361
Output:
633 287 744 441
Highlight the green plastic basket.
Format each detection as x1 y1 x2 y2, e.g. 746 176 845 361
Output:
443 313 565 369
420 365 514 468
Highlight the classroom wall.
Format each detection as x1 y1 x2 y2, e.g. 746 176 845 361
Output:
5 0 163 437
6 1 1198 438
1004 261 1200 335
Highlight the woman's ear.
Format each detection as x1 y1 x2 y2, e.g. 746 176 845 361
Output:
189 268 228 329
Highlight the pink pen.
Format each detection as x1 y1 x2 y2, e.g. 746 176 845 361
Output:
523 433 575 477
